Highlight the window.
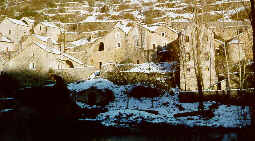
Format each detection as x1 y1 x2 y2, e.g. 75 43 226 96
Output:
161 32 165 37
99 42 104 51
29 63 36 70
137 60 139 64
117 42 121 48
238 29 243 34
185 36 189 42
66 60 74 68
99 62 102 69
187 68 190 72
40 26 41 31
186 53 190 61
46 27 48 32
9 30 11 35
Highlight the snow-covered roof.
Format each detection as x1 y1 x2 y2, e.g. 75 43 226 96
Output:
228 39 243 44
21 17 35 24
115 21 132 34
142 23 178 34
41 22 59 28
167 12 194 19
34 34 58 44
70 38 89 47
33 41 60 54
7 18 29 27
214 39 225 45
80 15 117 23
0 36 13 43
143 24 159 32
33 41 83 65
83 15 97 22
62 53 83 65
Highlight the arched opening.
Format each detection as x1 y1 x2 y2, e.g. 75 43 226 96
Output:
66 60 74 68
99 42 104 51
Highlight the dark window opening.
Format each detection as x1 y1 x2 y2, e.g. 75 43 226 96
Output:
66 60 74 68
118 42 121 47
99 62 102 69
161 32 165 37
153 44 156 50
136 40 139 47
9 30 11 35
187 68 190 72
40 26 41 31
99 42 104 51
185 36 189 42
238 29 243 34
137 60 139 64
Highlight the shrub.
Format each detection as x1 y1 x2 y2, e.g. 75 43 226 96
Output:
128 85 163 98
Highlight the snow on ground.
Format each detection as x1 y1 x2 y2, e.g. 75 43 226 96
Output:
69 79 251 128
124 62 176 73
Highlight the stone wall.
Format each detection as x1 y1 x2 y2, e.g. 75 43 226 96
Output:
6 37 83 73
0 18 31 44
54 66 97 82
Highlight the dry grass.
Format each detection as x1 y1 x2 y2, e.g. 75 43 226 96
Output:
109 15 122 20
142 2 154 7
156 3 175 8
117 3 131 12
121 13 136 20
143 9 165 19
231 8 250 21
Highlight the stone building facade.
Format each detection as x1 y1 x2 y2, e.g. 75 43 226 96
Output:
6 34 84 73
34 22 63 41
179 23 218 91
0 17 32 45
65 21 179 69
0 33 15 52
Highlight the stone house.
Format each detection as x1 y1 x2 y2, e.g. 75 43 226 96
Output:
179 23 218 91
227 39 245 64
34 22 63 41
84 22 133 69
127 22 179 62
228 27 253 62
65 21 179 69
6 34 84 73
0 33 15 52
0 17 32 45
